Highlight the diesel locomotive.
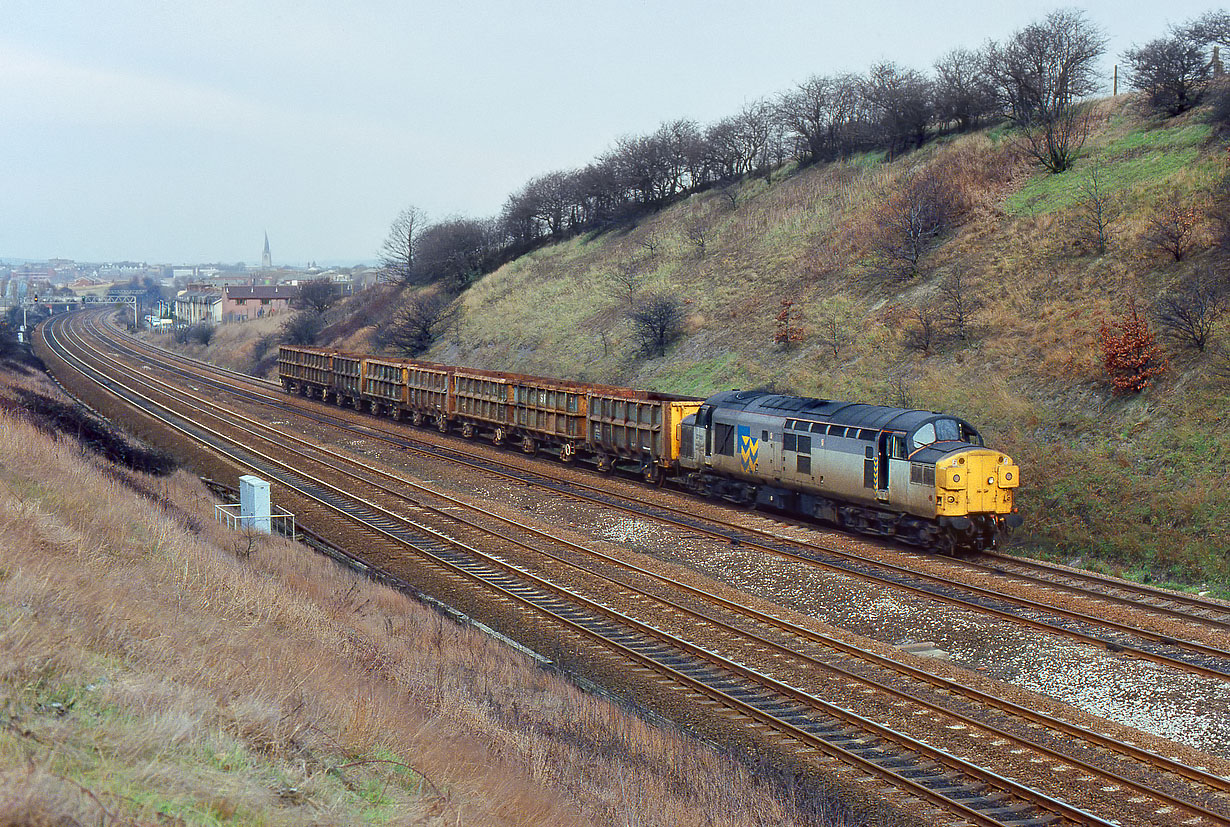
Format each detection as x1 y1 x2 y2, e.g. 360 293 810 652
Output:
278 345 1022 553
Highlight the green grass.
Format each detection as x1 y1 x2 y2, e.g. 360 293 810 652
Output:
648 353 739 396
1005 121 1216 216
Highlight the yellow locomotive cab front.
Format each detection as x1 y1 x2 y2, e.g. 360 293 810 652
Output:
934 451 1022 550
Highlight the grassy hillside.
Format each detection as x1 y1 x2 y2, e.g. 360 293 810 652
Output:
188 96 1230 594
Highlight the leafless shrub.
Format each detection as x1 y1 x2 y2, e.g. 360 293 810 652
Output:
280 311 323 347
1154 280 1225 352
939 267 983 342
685 223 710 258
872 168 961 279
1143 189 1202 262
887 373 915 408
638 230 662 257
816 311 846 359
378 292 460 357
1071 160 1117 255
903 305 939 355
605 258 645 308
189 322 215 346
628 293 686 357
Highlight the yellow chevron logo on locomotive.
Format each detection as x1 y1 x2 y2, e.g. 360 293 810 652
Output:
737 425 758 473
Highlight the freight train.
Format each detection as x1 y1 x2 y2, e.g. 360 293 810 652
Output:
278 345 1022 553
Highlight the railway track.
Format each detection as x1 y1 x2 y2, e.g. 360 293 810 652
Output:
34 310 1230 826
78 313 1230 686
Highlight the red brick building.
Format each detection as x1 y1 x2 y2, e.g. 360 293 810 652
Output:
222 285 298 322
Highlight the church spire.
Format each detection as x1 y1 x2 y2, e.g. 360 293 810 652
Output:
262 232 272 268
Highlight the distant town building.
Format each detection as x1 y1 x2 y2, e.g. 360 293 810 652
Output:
222 284 297 322
262 232 272 269
174 289 223 325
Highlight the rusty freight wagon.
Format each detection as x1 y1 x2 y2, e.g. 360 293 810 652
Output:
451 366 589 459
278 345 335 398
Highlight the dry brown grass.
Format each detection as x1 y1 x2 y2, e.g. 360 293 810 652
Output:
0 365 869 826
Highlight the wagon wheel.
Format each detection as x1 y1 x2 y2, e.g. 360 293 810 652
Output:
642 463 661 484
596 454 612 474
436 414 449 433
521 436 536 454
411 411 424 427
559 443 575 463
461 422 475 439
493 427 506 446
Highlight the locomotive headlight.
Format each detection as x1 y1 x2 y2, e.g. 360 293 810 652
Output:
1005 471 1013 481
952 473 960 483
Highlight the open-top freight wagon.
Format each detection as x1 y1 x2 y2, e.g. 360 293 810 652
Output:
277 345 703 480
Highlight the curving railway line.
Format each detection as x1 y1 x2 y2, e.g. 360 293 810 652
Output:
34 309 1230 827
66 314 1230 682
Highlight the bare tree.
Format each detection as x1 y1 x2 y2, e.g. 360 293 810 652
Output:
379 205 426 286
872 168 962 278
862 61 934 157
939 267 982 342
1182 10 1230 50
1154 281 1224 352
296 279 338 314
932 47 998 132
987 9 1107 172
414 217 492 291
1123 34 1211 116
604 259 645 308
280 311 323 346
628 294 686 358
380 293 460 357
1072 159 1117 255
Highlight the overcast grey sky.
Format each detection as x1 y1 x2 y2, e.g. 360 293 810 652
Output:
1 1 1219 265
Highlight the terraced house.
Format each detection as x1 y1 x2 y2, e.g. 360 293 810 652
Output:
222 284 298 322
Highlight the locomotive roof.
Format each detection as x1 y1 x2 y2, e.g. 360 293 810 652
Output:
703 390 970 433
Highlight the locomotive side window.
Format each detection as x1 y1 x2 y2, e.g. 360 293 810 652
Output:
783 432 797 452
797 454 811 474
714 422 735 456
796 435 811 454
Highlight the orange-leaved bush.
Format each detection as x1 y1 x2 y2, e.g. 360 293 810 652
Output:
1098 300 1167 393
